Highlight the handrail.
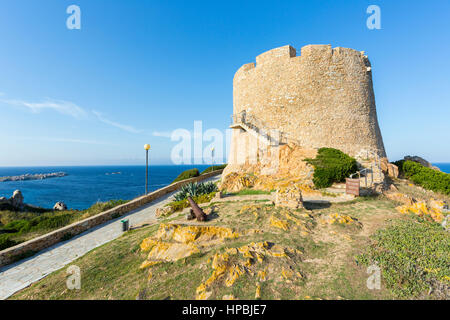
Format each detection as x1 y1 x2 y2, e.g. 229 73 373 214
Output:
231 111 302 146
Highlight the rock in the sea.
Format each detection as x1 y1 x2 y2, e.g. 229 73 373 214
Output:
275 185 303 209
53 201 67 211
11 190 24 209
404 156 441 171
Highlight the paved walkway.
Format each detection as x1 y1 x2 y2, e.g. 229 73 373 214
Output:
0 177 219 300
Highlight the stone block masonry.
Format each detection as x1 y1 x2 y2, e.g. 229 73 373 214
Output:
0 170 223 268
228 44 386 173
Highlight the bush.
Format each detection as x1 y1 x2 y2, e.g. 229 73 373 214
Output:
396 160 450 195
84 200 128 216
172 168 200 183
356 219 449 298
1 219 31 234
30 214 74 231
0 234 17 251
174 182 218 201
200 164 227 174
306 148 358 189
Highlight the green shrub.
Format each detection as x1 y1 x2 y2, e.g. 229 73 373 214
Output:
1 219 31 234
356 219 449 298
200 164 227 174
0 199 128 251
172 168 200 183
30 214 74 231
84 200 128 216
306 148 358 189
396 160 450 195
174 182 218 201
0 234 17 251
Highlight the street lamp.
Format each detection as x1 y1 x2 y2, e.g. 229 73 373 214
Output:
144 144 151 194
211 147 215 172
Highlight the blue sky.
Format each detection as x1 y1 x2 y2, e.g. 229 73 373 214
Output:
0 0 449 166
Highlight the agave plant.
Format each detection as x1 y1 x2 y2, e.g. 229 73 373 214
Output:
173 182 218 201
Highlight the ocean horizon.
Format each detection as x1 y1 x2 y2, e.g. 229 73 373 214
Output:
0 165 213 210
0 163 448 211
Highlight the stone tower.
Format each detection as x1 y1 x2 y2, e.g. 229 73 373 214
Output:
225 44 386 180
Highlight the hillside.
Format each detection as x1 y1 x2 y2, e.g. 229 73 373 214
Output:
10 177 449 300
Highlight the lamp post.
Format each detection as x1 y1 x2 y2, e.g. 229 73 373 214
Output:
211 147 215 172
144 144 151 194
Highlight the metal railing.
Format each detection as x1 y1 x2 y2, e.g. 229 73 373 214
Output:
350 149 384 187
350 167 373 188
230 111 302 146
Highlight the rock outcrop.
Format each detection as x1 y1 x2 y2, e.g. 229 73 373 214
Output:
380 158 399 178
11 190 24 210
0 172 67 182
221 144 316 192
275 185 303 209
403 156 441 171
53 202 67 211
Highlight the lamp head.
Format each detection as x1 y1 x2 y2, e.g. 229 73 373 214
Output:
144 144 151 151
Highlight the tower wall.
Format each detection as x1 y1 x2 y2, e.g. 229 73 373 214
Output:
231 44 386 160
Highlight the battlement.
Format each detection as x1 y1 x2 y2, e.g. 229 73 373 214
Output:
255 45 297 66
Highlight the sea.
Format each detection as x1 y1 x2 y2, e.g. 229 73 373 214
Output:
0 165 210 210
0 163 448 211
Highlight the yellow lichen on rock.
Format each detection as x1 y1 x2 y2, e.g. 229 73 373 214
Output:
281 267 294 280
270 215 289 231
255 283 261 299
140 238 159 252
225 264 245 287
139 260 162 270
222 294 236 300
396 201 445 223
146 241 200 263
194 241 297 299
156 224 239 244
140 223 240 285
321 213 356 225
257 269 267 281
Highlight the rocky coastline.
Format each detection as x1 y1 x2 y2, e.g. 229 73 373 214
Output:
0 172 67 182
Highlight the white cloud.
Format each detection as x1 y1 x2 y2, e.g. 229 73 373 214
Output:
92 110 141 134
2 98 87 119
152 130 173 138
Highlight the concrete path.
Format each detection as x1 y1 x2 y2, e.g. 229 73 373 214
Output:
0 177 219 300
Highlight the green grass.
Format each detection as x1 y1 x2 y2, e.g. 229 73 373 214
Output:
10 194 448 300
227 189 272 196
356 218 450 299
0 199 128 251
